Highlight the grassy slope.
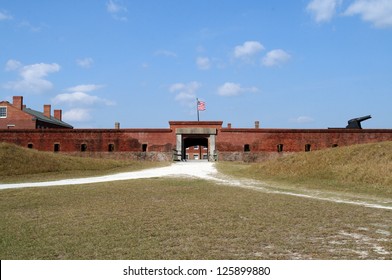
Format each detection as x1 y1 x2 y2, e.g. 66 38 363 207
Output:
218 141 392 198
0 142 166 183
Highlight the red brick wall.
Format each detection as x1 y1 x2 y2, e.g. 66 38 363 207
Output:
217 128 392 153
0 102 36 129
1 123 392 161
0 128 175 153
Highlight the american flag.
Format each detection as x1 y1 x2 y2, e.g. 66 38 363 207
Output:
197 100 206 111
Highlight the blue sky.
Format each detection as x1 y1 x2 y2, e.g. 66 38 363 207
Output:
1 0 391 128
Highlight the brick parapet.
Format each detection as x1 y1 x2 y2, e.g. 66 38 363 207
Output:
1 124 392 160
220 128 392 133
217 128 392 153
0 128 176 153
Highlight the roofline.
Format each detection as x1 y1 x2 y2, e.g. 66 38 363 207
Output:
24 107 73 128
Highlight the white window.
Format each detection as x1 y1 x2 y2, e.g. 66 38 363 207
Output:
193 154 199 160
0 107 7 118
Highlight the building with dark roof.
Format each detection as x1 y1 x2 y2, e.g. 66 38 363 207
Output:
0 96 73 129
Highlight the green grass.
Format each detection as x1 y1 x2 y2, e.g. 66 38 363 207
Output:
0 142 167 183
1 178 391 260
217 141 392 199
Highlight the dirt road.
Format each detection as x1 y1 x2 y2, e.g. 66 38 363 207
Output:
1 161 391 210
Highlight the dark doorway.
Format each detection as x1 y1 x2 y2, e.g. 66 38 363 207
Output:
183 136 208 160
244 144 250 152
81 143 87 152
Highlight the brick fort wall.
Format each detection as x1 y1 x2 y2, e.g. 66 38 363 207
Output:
0 122 391 161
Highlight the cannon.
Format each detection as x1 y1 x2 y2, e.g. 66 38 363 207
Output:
346 115 371 129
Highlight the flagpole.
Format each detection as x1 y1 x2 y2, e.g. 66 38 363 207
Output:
196 98 200 121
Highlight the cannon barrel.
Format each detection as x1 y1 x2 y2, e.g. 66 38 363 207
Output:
348 115 371 122
346 115 372 129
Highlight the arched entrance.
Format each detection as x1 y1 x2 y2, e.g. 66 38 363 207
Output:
175 127 217 161
183 135 208 160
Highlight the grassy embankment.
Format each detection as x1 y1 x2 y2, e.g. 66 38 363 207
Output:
218 141 392 199
0 142 166 183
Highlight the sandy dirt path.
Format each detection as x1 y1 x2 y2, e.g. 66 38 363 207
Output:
0 161 218 189
1 161 391 210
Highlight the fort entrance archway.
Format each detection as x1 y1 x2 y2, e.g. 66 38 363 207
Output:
183 135 208 160
175 128 217 161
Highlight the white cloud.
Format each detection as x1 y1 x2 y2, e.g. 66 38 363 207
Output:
18 20 42 32
0 10 13 21
217 82 259 97
306 0 342 23
107 0 126 13
54 84 114 123
76 57 94 68
289 116 315 123
169 83 186 92
63 108 92 122
344 0 392 28
4 60 60 93
262 49 291 67
106 0 128 21
5 59 22 71
53 92 101 106
169 81 201 107
196 56 211 70
53 85 114 106
234 41 264 58
0 10 42 31
67 84 104 92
